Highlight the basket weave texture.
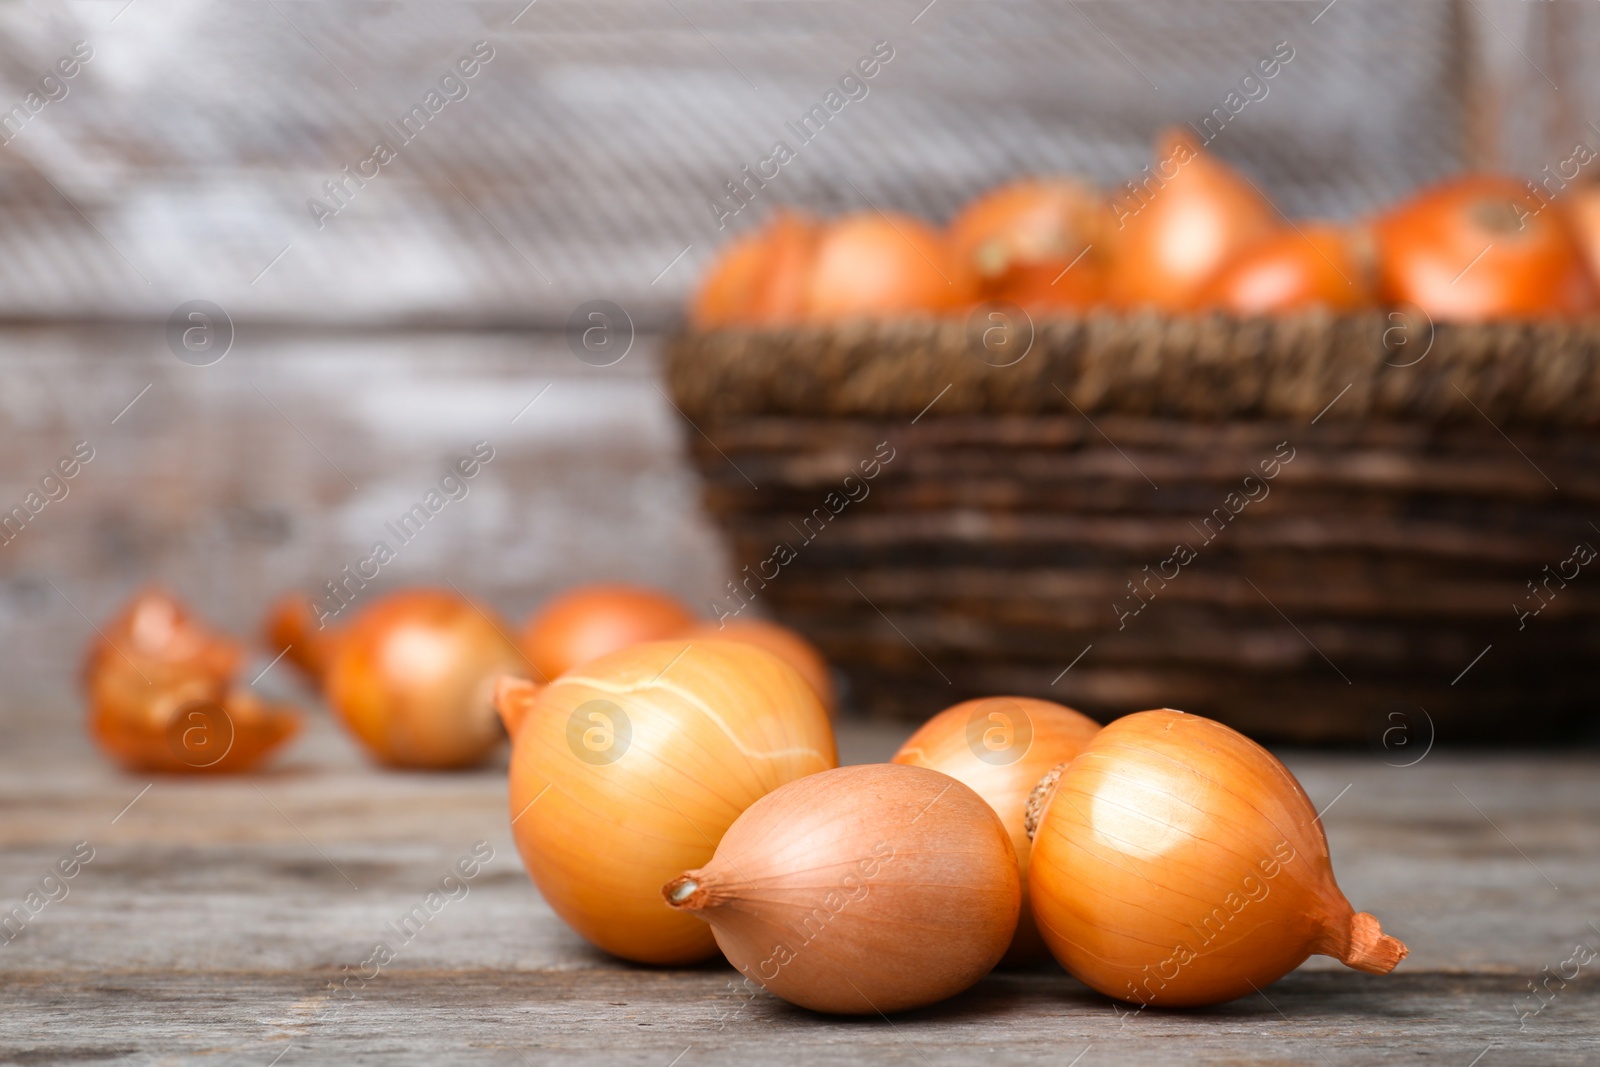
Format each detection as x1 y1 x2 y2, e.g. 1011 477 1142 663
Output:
667 315 1600 742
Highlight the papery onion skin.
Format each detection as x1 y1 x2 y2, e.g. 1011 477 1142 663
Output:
519 584 695 682
684 617 835 712
664 763 1019 1014
85 589 300 774
892 697 1099 964
498 638 836 965
1029 709 1407 1008
324 588 527 769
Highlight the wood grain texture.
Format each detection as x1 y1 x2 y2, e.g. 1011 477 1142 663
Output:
0 324 732 727
0 715 1596 1064
0 1 1509 326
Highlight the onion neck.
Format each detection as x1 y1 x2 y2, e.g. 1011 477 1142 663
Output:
493 676 542 737
1317 910 1409 974
662 872 714 914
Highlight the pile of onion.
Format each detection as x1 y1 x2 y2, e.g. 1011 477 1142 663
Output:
690 130 1600 325
496 637 835 964
892 696 1099 964
1027 708 1408 1007
691 210 975 326
321 588 528 769
85 589 301 774
664 763 1019 1013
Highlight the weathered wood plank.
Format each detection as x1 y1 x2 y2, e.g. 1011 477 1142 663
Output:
0 715 1596 1063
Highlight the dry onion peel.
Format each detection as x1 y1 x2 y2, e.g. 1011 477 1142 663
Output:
1027 708 1407 1007
497 638 836 965
85 589 300 774
664 763 1020 1014
892 696 1099 964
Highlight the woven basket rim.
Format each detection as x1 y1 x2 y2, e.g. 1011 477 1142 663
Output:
666 311 1600 427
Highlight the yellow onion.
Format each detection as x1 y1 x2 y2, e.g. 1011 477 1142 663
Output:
323 588 528 769
519 583 695 682
495 638 835 964
261 591 342 687
1028 709 1408 1008
892 697 1099 963
663 763 1020 1014
684 617 836 712
1107 127 1279 311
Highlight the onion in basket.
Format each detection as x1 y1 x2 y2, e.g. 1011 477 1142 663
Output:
1107 126 1279 311
1373 174 1596 321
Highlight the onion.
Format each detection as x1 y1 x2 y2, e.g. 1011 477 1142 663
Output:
684 617 835 712
947 178 1111 307
1197 223 1376 315
990 260 1108 313
85 589 300 774
323 588 527 769
520 583 695 682
891 697 1099 963
1107 127 1279 311
1569 183 1600 284
261 591 340 686
663 763 1019 1014
495 637 835 964
690 229 771 330
1373 174 1596 320
804 211 974 320
1027 709 1408 1008
690 211 819 329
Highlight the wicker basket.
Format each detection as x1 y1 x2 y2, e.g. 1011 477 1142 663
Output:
666 313 1600 742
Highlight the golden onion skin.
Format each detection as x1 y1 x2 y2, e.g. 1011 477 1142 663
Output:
893 696 1099 964
1029 709 1406 1007
665 763 1020 1014
502 638 836 965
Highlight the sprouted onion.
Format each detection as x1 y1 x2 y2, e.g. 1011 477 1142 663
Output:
663 763 1019 1014
1026 709 1408 1007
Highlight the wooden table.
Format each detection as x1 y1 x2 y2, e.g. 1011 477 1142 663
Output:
2 711 1596 1066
